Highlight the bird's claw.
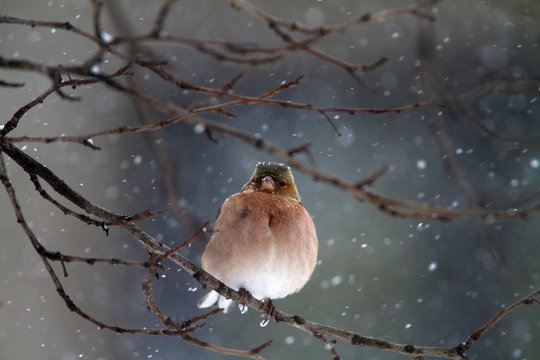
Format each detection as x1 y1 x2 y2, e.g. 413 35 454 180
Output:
259 298 275 326
238 288 252 314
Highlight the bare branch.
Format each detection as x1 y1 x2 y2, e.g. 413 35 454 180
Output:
150 0 177 36
1 62 132 136
3 85 536 223
28 173 104 227
287 141 317 168
2 138 538 360
355 165 390 189
157 220 210 262
0 79 25 87
459 290 540 354
229 0 443 90
1 2 537 359
143 254 271 359
0 152 191 337
230 0 441 37
90 0 105 43
0 14 95 42
319 110 342 136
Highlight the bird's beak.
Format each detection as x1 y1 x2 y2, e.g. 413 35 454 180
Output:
260 176 276 191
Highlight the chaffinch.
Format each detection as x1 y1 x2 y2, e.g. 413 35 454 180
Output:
197 162 318 314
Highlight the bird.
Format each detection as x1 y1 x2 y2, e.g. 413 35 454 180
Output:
197 161 318 315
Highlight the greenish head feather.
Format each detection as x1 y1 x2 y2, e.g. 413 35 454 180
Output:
242 162 300 201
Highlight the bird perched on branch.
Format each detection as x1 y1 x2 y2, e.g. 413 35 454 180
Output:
198 162 318 315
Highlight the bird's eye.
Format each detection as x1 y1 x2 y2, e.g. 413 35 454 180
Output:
278 180 287 187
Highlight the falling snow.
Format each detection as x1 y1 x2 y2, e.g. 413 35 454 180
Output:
2 2 538 360
193 123 205 134
416 159 427 170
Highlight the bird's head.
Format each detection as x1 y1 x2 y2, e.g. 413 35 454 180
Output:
241 162 300 202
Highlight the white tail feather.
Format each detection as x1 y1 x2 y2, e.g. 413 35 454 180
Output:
197 290 235 313
197 290 219 309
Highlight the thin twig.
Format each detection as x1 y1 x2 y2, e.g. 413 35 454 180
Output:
355 165 390 188
287 141 317 168
3 140 538 360
0 79 25 87
104 3 214 242
459 290 540 353
230 0 441 36
229 0 442 90
1 3 538 360
157 220 210 262
0 153 191 337
143 254 270 359
150 0 177 36
29 173 104 227
1 63 132 136
42 250 155 271
4 99 540 223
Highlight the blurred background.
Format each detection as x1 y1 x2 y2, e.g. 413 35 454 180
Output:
0 0 539 359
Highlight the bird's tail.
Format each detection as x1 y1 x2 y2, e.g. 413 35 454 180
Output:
197 289 235 313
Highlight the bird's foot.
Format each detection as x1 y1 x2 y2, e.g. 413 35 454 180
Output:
259 298 275 327
238 288 252 314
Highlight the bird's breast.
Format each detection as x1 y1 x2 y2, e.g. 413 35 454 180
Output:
201 191 318 300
